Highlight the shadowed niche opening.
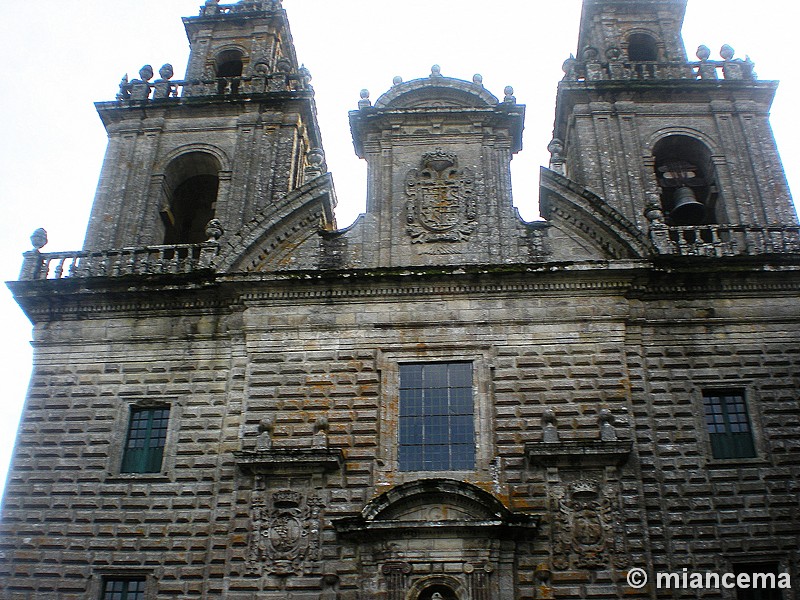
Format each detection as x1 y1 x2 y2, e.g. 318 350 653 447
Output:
161 152 220 244
216 49 244 77
417 584 459 600
653 135 718 226
628 33 659 61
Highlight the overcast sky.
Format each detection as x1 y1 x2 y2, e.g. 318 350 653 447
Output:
0 0 797 497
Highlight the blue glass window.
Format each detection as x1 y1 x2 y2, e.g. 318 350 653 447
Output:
121 407 170 474
398 362 474 471
702 391 756 459
102 578 146 600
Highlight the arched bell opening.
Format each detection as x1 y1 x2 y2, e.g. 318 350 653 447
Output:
627 32 659 62
161 152 221 244
215 48 244 93
652 135 719 227
215 49 244 77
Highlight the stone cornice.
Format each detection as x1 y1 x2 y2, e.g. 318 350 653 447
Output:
9 258 800 322
234 448 344 474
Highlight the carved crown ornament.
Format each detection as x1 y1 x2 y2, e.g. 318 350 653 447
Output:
405 149 477 243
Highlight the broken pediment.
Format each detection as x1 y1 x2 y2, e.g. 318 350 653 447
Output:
539 168 654 260
334 479 538 541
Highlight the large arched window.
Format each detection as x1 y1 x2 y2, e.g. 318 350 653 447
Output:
653 135 718 226
161 152 221 244
628 33 659 62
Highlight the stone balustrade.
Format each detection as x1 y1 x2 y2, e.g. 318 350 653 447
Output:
653 224 800 257
562 59 756 83
19 243 219 281
199 0 281 17
118 72 310 102
17 224 799 282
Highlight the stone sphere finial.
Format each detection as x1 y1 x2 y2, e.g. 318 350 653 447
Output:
258 417 273 433
392 75 403 86
473 73 483 85
547 138 564 157
542 408 557 426
158 63 174 80
205 219 224 242
503 85 516 103
696 45 711 61
138 64 154 81
358 88 371 109
307 147 325 167
598 409 615 426
30 228 48 250
582 46 599 62
276 57 292 73
430 64 442 77
599 409 619 441
720 44 735 61
562 54 576 75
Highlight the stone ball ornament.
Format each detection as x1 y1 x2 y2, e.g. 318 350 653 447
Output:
30 228 48 250
720 44 735 60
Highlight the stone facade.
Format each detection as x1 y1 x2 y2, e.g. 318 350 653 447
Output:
2 1 799 599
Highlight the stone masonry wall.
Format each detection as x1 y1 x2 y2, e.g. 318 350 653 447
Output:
1 271 798 599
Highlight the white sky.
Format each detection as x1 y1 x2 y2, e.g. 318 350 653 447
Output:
0 0 797 497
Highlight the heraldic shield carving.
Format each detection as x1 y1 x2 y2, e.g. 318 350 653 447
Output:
550 479 629 571
405 149 477 243
247 489 324 576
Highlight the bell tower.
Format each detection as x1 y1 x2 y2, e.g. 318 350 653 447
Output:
553 0 796 232
83 0 327 251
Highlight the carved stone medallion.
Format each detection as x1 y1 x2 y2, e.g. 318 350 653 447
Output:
247 489 324 576
550 479 628 570
406 149 476 243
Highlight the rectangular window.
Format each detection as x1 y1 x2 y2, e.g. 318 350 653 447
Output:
734 563 783 600
121 406 170 474
101 578 146 600
398 362 474 471
702 390 756 459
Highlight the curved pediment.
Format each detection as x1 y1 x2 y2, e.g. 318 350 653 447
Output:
375 76 499 110
214 174 336 273
540 168 654 260
334 479 538 542
364 479 510 523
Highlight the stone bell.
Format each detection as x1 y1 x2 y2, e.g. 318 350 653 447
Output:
670 186 706 225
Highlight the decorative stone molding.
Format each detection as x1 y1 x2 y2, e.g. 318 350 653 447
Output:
525 440 632 468
234 448 344 475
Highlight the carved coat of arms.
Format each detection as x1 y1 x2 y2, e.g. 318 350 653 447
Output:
247 489 324 576
550 479 628 570
405 149 476 243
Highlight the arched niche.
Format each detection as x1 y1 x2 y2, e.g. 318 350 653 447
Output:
161 152 221 244
627 32 659 61
409 576 464 600
215 48 244 77
652 135 719 226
